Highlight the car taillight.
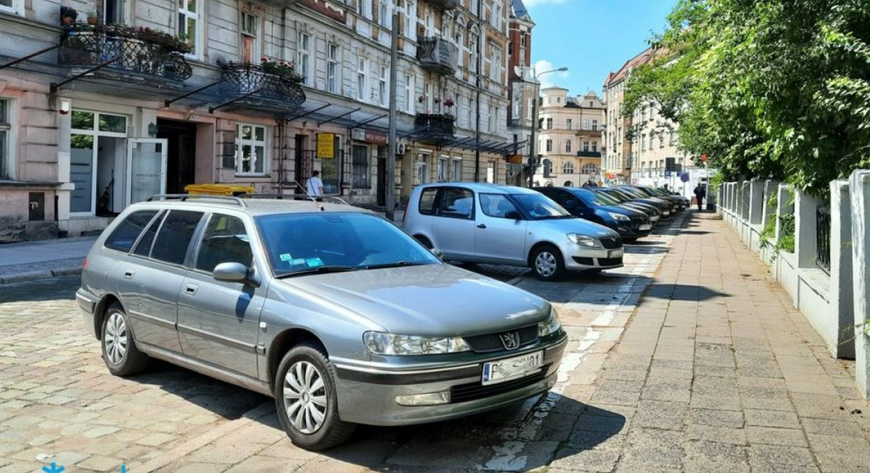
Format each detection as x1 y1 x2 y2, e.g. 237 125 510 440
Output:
83 258 88 268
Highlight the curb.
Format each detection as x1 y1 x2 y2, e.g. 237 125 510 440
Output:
0 267 82 285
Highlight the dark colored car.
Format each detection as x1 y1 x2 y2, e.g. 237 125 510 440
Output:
645 187 691 209
597 187 673 218
535 187 653 242
615 186 678 214
634 186 688 211
587 188 664 223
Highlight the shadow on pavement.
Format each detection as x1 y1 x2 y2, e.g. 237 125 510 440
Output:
0 275 79 303
643 283 730 301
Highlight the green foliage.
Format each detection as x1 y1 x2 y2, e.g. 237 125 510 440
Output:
624 0 870 197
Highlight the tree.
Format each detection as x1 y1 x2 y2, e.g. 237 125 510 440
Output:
624 0 870 197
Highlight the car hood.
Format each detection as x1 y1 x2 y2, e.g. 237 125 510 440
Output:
531 217 620 239
279 264 549 337
597 205 648 218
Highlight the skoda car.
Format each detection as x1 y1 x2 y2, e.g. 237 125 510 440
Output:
404 184 624 281
76 195 567 450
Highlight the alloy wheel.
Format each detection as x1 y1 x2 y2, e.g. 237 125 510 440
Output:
283 361 328 434
535 251 557 277
104 312 128 365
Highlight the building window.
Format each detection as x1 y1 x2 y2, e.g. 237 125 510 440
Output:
452 158 462 181
379 65 388 107
178 0 201 57
562 162 574 174
545 139 553 152
565 140 572 153
468 98 475 129
298 33 311 86
405 0 416 38
489 44 502 82
438 157 448 181
415 154 429 185
240 12 260 64
650 134 655 149
581 163 598 175
583 141 589 152
405 74 414 113
659 134 665 148
566 118 572 130
592 119 598 130
641 134 647 151
235 123 269 175
327 43 340 94
352 145 369 188
546 117 552 129
379 0 390 27
488 105 496 133
468 32 478 73
356 57 367 101
669 130 675 145
0 99 9 179
104 0 124 24
582 118 590 130
592 141 597 152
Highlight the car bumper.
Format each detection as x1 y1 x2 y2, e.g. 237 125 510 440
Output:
76 288 98 338
332 335 568 426
562 243 624 270
613 224 653 239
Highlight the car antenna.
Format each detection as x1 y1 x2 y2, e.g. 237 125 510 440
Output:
294 180 325 211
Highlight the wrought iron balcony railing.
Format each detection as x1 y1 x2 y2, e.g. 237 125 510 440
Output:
427 0 460 11
59 24 192 80
415 113 456 137
416 37 458 75
219 62 306 108
577 151 602 158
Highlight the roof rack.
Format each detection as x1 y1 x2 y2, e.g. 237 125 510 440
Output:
240 193 351 206
146 194 247 208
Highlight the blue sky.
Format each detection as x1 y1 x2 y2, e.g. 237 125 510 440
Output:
527 0 679 94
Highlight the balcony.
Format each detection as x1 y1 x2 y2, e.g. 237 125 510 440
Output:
414 113 455 143
219 61 306 110
426 0 460 11
416 37 459 75
577 151 602 158
59 24 192 81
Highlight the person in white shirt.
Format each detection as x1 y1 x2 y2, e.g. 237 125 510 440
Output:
306 170 324 197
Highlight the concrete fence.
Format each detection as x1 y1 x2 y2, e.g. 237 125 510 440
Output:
718 170 870 398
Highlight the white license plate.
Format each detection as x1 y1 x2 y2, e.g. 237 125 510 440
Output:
482 351 543 386
608 248 624 258
639 224 652 231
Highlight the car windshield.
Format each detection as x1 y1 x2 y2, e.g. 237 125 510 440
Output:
256 212 440 277
511 193 573 220
599 189 631 202
572 189 620 207
618 187 647 199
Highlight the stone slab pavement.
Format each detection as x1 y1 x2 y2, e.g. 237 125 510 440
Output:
0 211 867 472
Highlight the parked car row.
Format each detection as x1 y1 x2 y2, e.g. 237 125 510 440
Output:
404 183 688 282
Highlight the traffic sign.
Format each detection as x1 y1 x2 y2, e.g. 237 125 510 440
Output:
680 173 690 183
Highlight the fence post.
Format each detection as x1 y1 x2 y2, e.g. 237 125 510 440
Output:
850 171 870 398
775 184 793 245
795 190 819 269
831 180 854 359
749 180 764 225
761 180 778 230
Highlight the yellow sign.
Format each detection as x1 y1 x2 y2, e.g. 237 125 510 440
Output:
507 154 523 164
317 133 335 159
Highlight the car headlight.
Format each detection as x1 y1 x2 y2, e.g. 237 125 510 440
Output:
607 212 631 222
567 233 602 248
538 307 562 337
363 332 471 356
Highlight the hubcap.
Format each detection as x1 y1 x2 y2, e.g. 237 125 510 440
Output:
283 361 327 434
104 312 128 365
535 251 557 277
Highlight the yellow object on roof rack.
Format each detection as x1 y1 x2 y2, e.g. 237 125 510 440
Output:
184 184 256 196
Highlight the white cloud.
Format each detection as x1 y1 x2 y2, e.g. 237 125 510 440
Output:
524 0 571 8
533 60 570 88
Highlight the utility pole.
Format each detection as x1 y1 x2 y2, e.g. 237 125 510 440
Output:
385 12 399 222
474 0 482 182
526 67 567 188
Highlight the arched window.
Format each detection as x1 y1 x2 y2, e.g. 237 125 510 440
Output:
564 181 574 187
543 159 553 177
562 162 574 174
581 163 599 175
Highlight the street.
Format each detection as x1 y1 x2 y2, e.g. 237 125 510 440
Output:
1 214 868 473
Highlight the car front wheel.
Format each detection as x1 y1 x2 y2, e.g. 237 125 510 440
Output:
531 245 565 281
274 342 356 451
101 302 149 376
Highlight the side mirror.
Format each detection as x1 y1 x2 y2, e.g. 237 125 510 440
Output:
430 248 444 260
213 262 260 287
505 210 522 220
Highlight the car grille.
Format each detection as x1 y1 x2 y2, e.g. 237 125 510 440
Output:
450 369 548 403
600 237 623 249
464 325 539 353
598 257 623 266
630 216 647 223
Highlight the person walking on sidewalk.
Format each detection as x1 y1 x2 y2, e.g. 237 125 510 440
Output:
307 170 324 197
694 184 706 211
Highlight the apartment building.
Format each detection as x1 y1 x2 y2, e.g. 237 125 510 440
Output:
506 0 534 185
0 0 512 242
533 87 604 187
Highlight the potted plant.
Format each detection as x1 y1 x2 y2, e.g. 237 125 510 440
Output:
87 8 98 25
60 5 77 24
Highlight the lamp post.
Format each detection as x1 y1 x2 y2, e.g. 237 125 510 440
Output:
527 66 568 188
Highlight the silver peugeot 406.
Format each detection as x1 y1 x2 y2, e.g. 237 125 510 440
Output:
76 195 567 450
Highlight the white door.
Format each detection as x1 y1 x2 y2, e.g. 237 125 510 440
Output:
127 139 168 205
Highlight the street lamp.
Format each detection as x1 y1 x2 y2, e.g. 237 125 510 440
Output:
527 66 568 188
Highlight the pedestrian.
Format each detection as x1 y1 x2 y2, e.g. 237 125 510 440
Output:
307 170 324 197
582 177 598 187
693 184 706 211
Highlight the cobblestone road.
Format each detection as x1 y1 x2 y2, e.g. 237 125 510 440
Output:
3 213 864 473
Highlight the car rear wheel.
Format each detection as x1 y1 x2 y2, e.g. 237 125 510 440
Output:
101 302 149 376
274 342 356 451
531 245 565 282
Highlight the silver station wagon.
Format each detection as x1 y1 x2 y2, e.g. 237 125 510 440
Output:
76 195 567 450
404 183 625 281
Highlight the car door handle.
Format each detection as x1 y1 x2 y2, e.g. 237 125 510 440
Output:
184 284 198 296
123 269 135 279
477 224 487 229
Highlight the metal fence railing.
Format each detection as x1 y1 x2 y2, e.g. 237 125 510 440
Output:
816 207 831 274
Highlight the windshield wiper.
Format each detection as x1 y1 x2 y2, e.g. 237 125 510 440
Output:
277 265 359 278
539 214 575 220
364 261 430 269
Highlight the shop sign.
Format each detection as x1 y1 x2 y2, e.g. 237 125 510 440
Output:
506 154 523 164
317 133 335 159
351 128 388 145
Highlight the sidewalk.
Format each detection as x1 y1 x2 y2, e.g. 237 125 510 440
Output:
0 236 94 284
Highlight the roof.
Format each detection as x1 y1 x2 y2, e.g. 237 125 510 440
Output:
417 183 541 195
511 0 532 22
128 196 372 217
603 47 655 88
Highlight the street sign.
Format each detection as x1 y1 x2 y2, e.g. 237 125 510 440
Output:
680 173 690 183
664 171 671 177
317 133 335 158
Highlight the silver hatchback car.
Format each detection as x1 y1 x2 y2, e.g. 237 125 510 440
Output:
404 184 625 281
76 195 567 450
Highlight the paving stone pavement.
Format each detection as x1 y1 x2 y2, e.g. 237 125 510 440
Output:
1 212 867 472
